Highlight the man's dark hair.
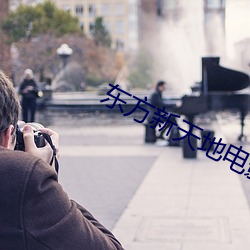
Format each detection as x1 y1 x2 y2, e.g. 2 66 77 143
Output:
0 71 20 143
156 80 166 90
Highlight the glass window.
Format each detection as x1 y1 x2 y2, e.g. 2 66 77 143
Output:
76 5 84 16
80 22 84 32
116 39 124 50
205 0 224 9
102 3 111 16
64 5 71 13
103 20 112 31
115 3 125 16
89 22 95 33
164 0 177 10
89 4 97 17
115 20 124 33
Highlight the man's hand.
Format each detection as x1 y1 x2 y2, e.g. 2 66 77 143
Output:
23 125 59 165
23 86 34 94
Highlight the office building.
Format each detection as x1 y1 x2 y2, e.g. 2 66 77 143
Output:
9 0 139 51
51 0 138 51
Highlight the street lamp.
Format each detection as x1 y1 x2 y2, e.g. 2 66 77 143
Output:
56 43 73 68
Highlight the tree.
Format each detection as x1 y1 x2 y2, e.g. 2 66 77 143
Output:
13 33 121 90
128 49 153 88
91 17 112 47
1 0 80 43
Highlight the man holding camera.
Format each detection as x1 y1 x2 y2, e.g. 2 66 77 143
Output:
0 71 124 249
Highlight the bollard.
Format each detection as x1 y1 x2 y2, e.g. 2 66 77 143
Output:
201 130 215 151
144 124 156 143
182 136 197 159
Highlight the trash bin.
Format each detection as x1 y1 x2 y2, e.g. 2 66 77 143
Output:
182 136 197 159
200 130 215 151
144 124 156 143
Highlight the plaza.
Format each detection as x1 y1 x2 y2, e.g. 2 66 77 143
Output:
38 109 250 250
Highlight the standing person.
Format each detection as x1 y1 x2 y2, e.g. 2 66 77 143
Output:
0 70 124 249
147 80 180 144
19 69 39 123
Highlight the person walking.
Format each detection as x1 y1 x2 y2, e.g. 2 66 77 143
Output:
19 69 39 123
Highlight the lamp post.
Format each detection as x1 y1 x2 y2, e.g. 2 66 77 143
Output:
56 43 73 68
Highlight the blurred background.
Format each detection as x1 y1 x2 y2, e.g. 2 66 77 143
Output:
0 0 250 96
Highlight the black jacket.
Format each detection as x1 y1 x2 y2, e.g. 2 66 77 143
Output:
147 89 165 122
19 79 39 99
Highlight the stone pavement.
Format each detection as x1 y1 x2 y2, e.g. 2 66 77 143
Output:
110 122 250 249
112 147 250 250
46 113 250 250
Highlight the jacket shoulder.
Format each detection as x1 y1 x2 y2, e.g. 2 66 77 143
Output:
0 148 41 193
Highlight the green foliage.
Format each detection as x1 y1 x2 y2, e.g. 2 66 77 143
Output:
86 73 115 87
86 73 104 87
1 0 80 42
92 17 111 47
128 50 153 88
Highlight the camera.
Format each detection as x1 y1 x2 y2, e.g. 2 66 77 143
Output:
14 122 46 151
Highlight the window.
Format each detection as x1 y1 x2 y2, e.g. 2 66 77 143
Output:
64 5 71 13
89 22 95 33
205 0 225 9
89 4 96 17
80 22 84 32
164 0 177 10
115 20 124 33
115 3 124 16
102 3 111 16
116 39 124 50
103 21 112 32
76 5 84 16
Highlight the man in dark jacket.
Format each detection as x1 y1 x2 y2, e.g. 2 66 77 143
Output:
148 81 167 139
148 81 180 144
0 70 124 249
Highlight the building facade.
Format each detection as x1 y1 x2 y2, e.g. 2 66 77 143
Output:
9 0 44 10
10 0 138 51
51 0 138 51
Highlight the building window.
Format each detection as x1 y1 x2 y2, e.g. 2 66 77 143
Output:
80 22 84 32
89 22 95 33
115 20 124 33
115 3 125 16
89 4 96 17
164 0 177 10
205 0 225 9
116 39 124 51
103 20 112 32
101 3 111 16
76 5 84 16
64 5 71 13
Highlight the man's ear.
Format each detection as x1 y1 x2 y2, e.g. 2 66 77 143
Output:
2 125 15 149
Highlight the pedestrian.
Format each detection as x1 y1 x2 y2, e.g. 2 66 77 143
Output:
19 69 39 123
0 70 124 249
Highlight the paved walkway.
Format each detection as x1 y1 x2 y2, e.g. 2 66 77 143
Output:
46 112 250 250
111 124 250 249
